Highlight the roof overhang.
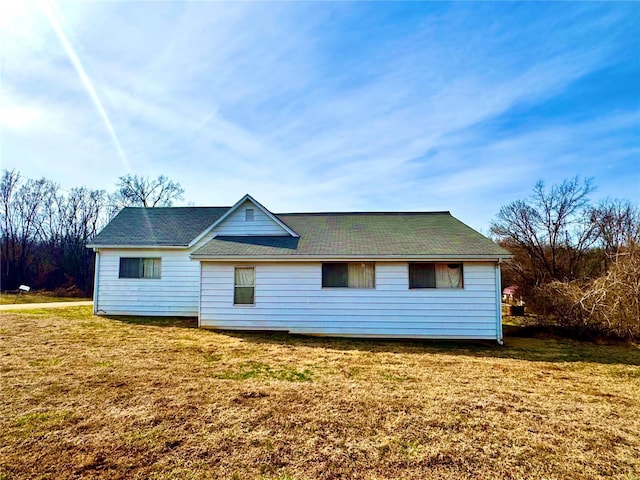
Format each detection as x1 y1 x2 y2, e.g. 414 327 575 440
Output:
86 244 188 250
190 254 511 262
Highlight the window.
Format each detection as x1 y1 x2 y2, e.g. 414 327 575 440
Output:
245 208 254 221
322 263 375 288
409 263 463 289
119 257 161 279
409 263 435 288
234 267 255 305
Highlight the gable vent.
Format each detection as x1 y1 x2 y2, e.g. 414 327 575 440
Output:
245 208 254 222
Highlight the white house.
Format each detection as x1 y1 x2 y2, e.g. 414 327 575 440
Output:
87 194 510 343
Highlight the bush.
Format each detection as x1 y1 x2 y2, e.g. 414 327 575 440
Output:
530 247 640 340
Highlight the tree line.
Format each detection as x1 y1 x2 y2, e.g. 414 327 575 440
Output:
0 170 184 294
491 177 639 339
2 169 637 338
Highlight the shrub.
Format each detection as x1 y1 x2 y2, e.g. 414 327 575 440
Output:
530 246 640 340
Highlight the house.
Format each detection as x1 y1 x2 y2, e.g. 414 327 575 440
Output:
502 285 522 305
87 194 510 343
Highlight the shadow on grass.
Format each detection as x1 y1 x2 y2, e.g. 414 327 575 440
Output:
101 315 640 366
103 315 198 329
216 328 640 366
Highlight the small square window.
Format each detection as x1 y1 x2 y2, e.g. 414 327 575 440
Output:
322 263 348 287
409 263 435 288
245 208 254 221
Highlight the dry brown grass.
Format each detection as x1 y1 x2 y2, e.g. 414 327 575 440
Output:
1 307 639 480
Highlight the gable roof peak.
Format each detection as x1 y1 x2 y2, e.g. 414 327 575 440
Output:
187 194 299 247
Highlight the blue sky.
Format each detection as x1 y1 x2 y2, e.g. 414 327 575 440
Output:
1 1 638 231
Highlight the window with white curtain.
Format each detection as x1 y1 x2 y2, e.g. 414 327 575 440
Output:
234 267 255 304
322 263 375 288
409 263 463 289
119 257 161 279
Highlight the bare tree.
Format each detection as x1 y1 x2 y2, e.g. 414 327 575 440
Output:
109 174 184 216
54 187 108 291
1 170 187 292
0 171 58 290
1 169 109 292
491 177 599 285
591 198 640 256
0 170 21 289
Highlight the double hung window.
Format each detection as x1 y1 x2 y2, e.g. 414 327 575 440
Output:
234 267 255 304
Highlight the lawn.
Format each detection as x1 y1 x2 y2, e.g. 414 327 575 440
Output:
1 307 638 480
0 293 91 305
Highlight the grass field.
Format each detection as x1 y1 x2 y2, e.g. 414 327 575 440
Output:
1 306 638 480
0 293 91 305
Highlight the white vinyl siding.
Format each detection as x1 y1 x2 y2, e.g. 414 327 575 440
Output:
200 262 499 339
212 200 289 236
95 249 199 316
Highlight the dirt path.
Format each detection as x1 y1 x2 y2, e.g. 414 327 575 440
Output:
0 301 93 311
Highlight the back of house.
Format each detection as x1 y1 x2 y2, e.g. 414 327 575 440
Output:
87 194 510 342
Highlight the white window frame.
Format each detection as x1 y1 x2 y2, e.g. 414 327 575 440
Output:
234 266 255 306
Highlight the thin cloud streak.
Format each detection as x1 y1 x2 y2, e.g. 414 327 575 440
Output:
40 0 130 172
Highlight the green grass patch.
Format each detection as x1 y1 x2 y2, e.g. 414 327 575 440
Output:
215 362 312 382
203 353 222 363
15 305 94 320
0 293 90 305
28 358 62 367
381 372 413 382
14 410 70 427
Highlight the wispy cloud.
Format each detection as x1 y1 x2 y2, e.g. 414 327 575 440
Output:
1 2 637 228
40 1 130 171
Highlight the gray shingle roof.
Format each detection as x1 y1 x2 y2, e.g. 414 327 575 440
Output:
192 212 508 258
88 207 508 258
88 207 229 247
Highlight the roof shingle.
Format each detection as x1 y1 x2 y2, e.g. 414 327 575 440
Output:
192 212 508 257
88 207 229 246
88 207 508 258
